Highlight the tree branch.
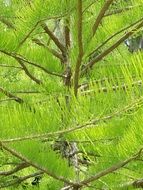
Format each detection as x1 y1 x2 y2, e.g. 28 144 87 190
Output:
0 49 65 78
121 178 143 189
32 38 64 61
79 148 143 186
41 22 66 55
16 58 42 85
64 16 71 49
82 1 96 14
2 95 143 143
80 80 142 95
0 87 23 104
0 142 76 186
105 4 143 17
82 18 143 74
92 0 114 37
86 17 143 60
19 12 74 47
0 171 43 188
0 17 15 29
0 162 29 176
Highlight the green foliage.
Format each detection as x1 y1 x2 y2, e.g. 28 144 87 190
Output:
0 0 143 189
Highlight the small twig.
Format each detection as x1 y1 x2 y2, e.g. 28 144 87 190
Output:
12 91 41 94
16 58 42 85
0 87 23 104
82 0 96 14
0 98 19 103
0 64 22 69
78 76 136 90
42 137 118 144
0 171 43 188
120 178 143 189
19 11 75 47
105 4 143 17
68 150 100 158
0 17 15 29
32 38 64 61
64 17 71 49
0 162 29 176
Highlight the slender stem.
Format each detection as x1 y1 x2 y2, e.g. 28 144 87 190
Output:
19 11 75 47
74 0 84 97
32 38 64 61
16 58 42 85
41 22 66 55
64 17 71 49
0 171 43 188
0 162 29 176
0 64 22 69
0 17 15 29
105 4 142 17
0 87 23 104
80 148 143 186
92 0 114 37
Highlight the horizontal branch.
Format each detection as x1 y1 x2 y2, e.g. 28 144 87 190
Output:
0 64 22 69
0 49 65 78
2 96 143 143
0 162 29 176
12 91 41 94
42 137 117 144
78 76 137 90
0 98 18 103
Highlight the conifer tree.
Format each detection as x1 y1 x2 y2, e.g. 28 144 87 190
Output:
0 0 143 189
